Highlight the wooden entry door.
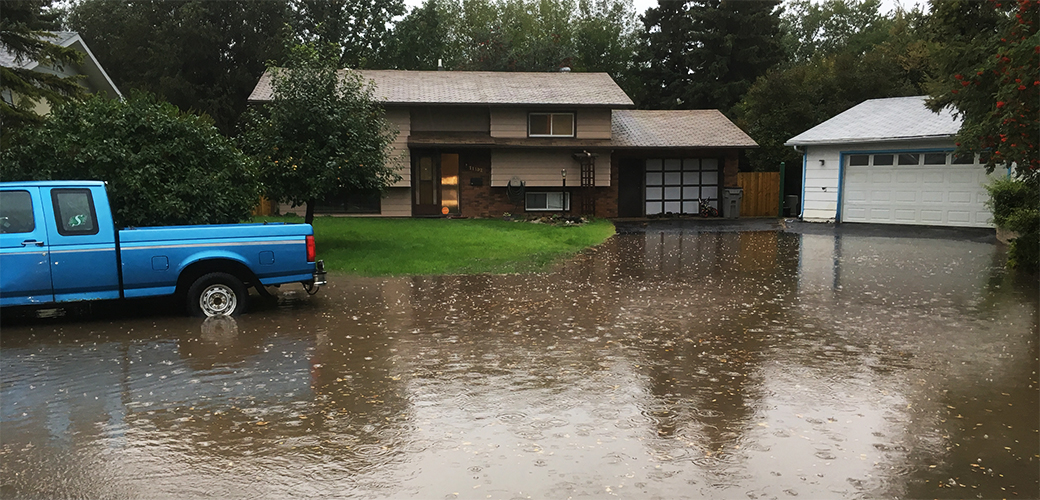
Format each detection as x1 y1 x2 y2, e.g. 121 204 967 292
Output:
412 152 461 216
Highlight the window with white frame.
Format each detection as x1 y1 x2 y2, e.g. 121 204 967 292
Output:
525 192 570 211
528 112 575 137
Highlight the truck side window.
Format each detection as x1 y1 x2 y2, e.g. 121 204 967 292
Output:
0 190 36 234
51 189 99 236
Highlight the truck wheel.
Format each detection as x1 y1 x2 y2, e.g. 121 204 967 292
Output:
187 272 248 317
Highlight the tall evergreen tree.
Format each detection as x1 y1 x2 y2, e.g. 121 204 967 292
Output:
635 0 784 113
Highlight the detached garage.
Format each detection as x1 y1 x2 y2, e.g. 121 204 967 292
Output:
785 96 1004 228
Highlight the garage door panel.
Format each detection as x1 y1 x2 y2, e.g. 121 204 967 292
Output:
894 191 917 202
843 159 992 228
893 209 917 222
921 210 943 222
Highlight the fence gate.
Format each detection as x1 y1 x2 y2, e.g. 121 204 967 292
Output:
736 172 780 217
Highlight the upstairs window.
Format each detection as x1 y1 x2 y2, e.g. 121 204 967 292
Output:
528 112 574 137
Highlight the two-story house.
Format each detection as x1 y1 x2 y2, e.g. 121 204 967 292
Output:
247 69 757 218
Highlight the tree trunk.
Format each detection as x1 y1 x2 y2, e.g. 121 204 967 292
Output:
305 198 315 225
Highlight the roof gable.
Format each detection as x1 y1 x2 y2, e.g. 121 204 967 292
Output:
785 96 960 146
248 69 634 107
0 31 121 99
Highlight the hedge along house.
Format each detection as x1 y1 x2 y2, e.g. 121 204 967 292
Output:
785 96 1003 228
247 69 757 218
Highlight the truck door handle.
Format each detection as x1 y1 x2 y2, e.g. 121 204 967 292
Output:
21 240 45 247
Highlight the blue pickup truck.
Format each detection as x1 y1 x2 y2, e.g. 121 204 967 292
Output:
0 180 326 316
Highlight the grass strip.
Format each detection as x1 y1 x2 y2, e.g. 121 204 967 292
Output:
254 216 616 276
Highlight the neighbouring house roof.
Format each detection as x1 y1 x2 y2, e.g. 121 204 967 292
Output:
248 69 634 107
0 31 122 99
611 109 758 149
785 96 960 146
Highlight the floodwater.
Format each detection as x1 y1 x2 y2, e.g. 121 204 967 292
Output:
1 221 1037 499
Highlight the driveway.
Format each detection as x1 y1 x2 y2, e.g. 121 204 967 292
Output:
2 220 1036 499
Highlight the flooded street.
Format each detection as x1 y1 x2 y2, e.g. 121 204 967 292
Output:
2 222 1037 499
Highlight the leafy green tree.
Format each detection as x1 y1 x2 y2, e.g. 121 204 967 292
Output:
292 0 405 68
736 6 930 171
985 177 1038 273
925 0 1039 179
242 44 400 224
634 0 784 113
781 0 894 62
380 0 464 70
0 92 259 228
0 0 88 143
66 0 292 135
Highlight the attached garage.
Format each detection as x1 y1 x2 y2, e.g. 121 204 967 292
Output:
786 96 1003 228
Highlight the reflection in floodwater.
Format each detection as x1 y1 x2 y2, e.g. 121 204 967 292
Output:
1 225 1037 499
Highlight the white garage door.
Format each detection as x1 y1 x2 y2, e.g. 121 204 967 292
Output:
842 152 995 227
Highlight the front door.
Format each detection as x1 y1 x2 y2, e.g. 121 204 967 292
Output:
412 152 461 216
0 188 53 306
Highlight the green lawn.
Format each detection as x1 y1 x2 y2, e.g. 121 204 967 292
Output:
255 216 616 276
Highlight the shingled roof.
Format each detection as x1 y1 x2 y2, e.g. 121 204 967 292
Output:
248 69 634 107
785 96 960 146
611 110 757 148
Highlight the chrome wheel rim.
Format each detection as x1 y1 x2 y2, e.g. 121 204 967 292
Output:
199 284 237 316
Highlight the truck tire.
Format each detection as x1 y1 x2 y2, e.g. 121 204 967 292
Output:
187 272 248 317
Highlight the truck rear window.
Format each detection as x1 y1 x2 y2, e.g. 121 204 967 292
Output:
0 190 35 234
52 189 99 236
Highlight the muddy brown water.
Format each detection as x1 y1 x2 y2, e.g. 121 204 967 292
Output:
2 223 1037 499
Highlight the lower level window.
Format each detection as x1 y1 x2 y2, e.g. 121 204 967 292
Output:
526 192 570 211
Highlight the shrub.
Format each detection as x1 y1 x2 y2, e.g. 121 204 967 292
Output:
0 92 259 227
986 176 1039 274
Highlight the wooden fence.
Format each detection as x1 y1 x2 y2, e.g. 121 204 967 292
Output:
736 172 780 217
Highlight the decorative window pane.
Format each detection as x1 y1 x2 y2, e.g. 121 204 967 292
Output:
898 153 919 165
664 201 681 213
924 153 947 165
952 153 974 164
701 186 718 199
683 187 700 199
664 159 682 171
645 187 663 200
682 201 698 214
701 171 718 185
683 159 700 171
646 159 663 171
52 189 98 236
664 187 682 200
646 172 663 186
646 202 663 215
664 172 682 185
849 155 869 166
683 172 700 184
0 190 35 234
702 158 718 170
528 113 574 137
873 154 894 166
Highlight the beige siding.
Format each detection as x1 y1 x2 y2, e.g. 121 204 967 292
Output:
380 187 412 216
576 108 611 139
411 106 489 132
490 108 527 138
490 149 611 187
385 108 411 188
